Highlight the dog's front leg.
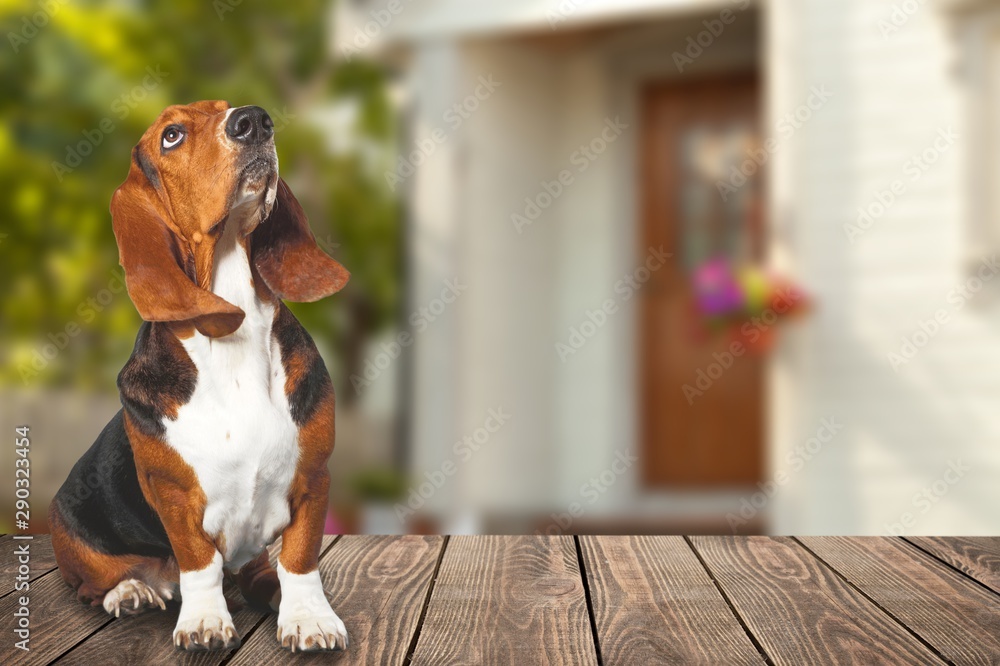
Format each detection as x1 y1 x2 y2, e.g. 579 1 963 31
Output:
275 468 348 652
127 416 240 652
174 549 237 650
141 472 238 651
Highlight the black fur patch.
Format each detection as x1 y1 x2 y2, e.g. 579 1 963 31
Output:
271 303 332 425
118 322 197 438
52 410 172 558
133 145 160 189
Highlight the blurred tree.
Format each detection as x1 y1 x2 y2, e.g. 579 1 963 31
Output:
0 0 400 399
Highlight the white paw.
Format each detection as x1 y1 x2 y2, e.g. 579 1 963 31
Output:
102 579 166 617
173 612 240 651
277 608 349 652
174 551 236 650
275 562 349 652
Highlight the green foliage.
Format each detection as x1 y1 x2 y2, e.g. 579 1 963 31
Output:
0 0 400 392
349 466 409 502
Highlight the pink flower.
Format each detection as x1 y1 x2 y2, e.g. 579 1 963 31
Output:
692 257 745 316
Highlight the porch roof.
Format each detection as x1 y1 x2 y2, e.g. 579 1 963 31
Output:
373 0 746 42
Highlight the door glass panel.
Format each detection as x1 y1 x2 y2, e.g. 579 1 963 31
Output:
678 123 760 273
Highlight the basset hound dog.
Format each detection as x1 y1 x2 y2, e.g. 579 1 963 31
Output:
48 100 350 652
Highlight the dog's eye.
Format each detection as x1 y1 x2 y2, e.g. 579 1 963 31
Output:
161 126 185 149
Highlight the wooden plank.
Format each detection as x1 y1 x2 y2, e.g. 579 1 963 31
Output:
800 536 1000 664
57 581 267 666
230 535 443 666
580 535 765 665
906 537 1000 593
410 535 598 666
689 536 944 665
0 535 58 598
54 536 314 665
0 569 112 666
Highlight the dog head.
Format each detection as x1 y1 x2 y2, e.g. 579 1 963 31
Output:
110 100 349 337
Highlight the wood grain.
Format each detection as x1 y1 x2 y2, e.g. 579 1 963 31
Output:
10 535 1000 664
689 536 944 665
0 534 58 598
230 534 443 666
410 535 598 666
906 537 1000 593
0 569 112 666
58 582 267 666
580 535 765 665
55 536 316 665
800 536 1000 664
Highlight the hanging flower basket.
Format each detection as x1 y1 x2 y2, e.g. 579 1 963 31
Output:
687 257 811 355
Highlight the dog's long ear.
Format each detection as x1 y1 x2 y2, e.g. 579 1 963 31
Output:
251 178 350 301
111 148 245 337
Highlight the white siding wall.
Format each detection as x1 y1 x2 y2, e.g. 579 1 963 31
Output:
769 0 1000 534
452 42 563 515
407 42 464 519
408 40 565 522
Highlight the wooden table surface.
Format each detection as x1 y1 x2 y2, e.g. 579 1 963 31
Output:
1 534 999 665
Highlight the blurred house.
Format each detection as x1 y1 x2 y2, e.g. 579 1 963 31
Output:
338 0 1000 535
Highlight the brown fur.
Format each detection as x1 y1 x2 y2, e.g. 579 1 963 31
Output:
49 503 178 605
111 100 247 337
123 416 218 572
252 179 349 302
234 550 281 611
280 390 336 575
111 102 348 337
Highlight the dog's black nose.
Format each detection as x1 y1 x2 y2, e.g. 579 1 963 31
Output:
225 106 274 144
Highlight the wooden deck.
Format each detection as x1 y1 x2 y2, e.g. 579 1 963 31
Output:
2 535 1000 664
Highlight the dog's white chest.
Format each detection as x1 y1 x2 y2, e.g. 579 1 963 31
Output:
162 223 297 571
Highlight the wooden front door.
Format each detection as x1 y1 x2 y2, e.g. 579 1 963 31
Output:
641 74 764 488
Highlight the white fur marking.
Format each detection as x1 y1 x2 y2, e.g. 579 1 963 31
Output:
276 562 348 651
173 551 235 645
162 203 298 571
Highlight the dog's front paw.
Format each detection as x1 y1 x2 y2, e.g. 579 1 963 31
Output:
173 612 240 651
275 563 349 651
276 608 348 652
103 578 167 617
